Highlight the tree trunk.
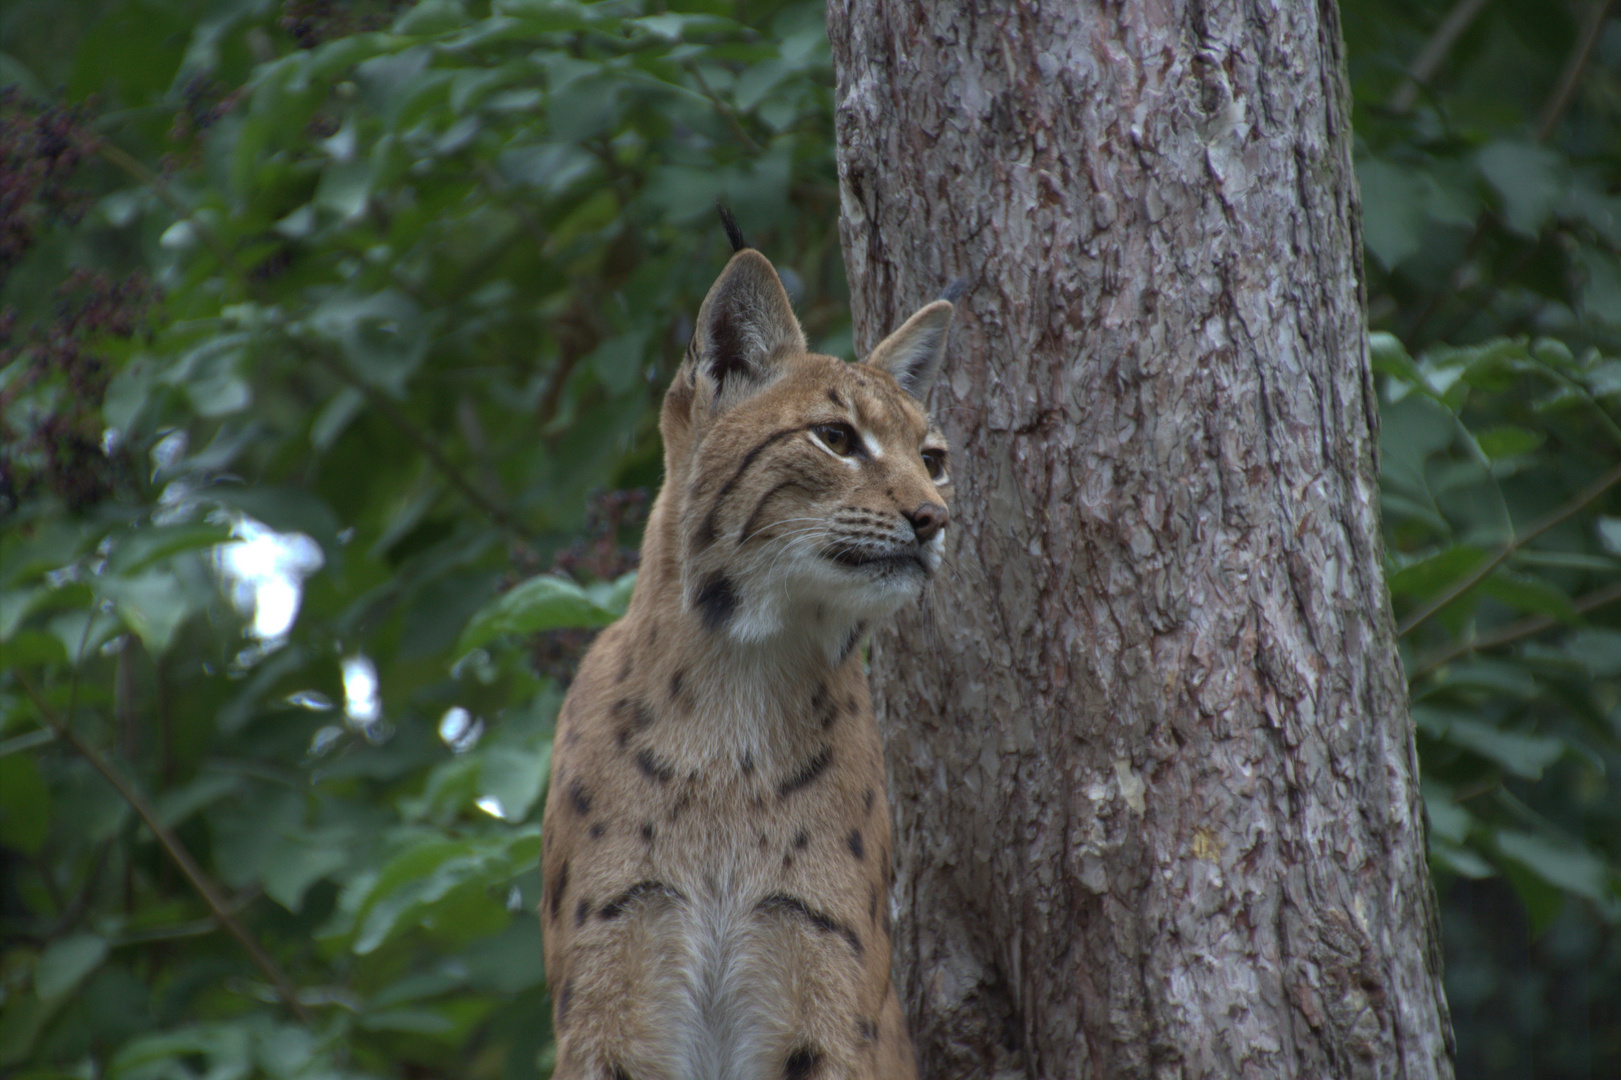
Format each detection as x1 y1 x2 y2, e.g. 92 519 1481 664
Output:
825 2 1455 1078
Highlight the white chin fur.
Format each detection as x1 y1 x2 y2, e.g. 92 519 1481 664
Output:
723 541 931 646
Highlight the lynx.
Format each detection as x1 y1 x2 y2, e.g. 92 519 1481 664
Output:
540 214 958 1080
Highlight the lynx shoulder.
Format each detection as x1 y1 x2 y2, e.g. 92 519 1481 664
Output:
540 217 958 1080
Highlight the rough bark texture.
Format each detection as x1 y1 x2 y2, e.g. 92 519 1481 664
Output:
826 2 1455 1078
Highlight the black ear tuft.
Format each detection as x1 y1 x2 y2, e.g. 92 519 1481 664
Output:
718 203 749 253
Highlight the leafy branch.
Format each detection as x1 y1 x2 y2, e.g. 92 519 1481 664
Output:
14 673 314 1026
306 345 539 544
1395 460 1621 638
1409 578 1621 681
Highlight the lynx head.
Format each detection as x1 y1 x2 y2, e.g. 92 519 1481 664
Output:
657 229 957 651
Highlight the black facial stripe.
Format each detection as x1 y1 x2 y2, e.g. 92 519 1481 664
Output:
785 1047 821 1080
738 478 812 544
778 746 833 798
756 893 864 957
598 879 683 920
694 573 737 632
695 425 810 550
548 859 568 920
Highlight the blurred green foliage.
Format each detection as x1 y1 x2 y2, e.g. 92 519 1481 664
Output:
0 1 1616 1077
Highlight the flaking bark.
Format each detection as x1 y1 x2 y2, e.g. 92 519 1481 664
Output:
825 1 1455 1077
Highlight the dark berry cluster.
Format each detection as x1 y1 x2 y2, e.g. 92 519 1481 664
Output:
280 0 406 50
0 90 96 288
0 270 156 513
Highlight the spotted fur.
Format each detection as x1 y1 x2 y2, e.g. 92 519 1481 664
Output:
541 232 956 1080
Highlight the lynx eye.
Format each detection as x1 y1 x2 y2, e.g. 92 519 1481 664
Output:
921 448 948 481
814 422 859 457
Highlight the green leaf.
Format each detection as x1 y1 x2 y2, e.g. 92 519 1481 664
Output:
1496 830 1610 904
1387 546 1487 598
1427 713 1565 779
97 570 198 655
1479 571 1578 624
0 586 48 642
457 574 620 655
1477 140 1563 238
35 933 109 1002
0 756 51 855
106 522 234 575
478 741 551 822
1473 425 1545 460
1356 157 1428 268
1562 629 1621 678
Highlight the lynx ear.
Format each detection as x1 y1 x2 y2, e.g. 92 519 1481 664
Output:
690 249 806 391
864 299 954 399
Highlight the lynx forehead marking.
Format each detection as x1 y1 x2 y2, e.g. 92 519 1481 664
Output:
541 232 955 1079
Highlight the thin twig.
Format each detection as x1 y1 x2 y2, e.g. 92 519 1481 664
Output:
1388 0 1491 115
91 140 246 279
686 64 764 156
306 347 538 543
1535 0 1616 140
13 673 314 1025
1408 579 1621 680
1396 461 1621 638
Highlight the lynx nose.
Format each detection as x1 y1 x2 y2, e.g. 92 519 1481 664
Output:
905 502 949 544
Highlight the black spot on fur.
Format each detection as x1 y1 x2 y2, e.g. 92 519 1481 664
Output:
784 1047 820 1080
868 885 878 923
556 977 573 1023
857 1018 878 1043
613 698 657 747
609 1066 634 1080
617 653 633 682
569 781 592 816
778 746 833 798
740 751 754 776
794 829 809 849
863 787 875 813
827 388 844 409
847 829 864 860
636 748 676 785
811 681 837 728
589 821 607 840
549 860 568 921
599 880 681 920
575 898 591 926
641 821 655 844
669 670 684 702
756 893 863 957
694 574 737 631
783 852 794 869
